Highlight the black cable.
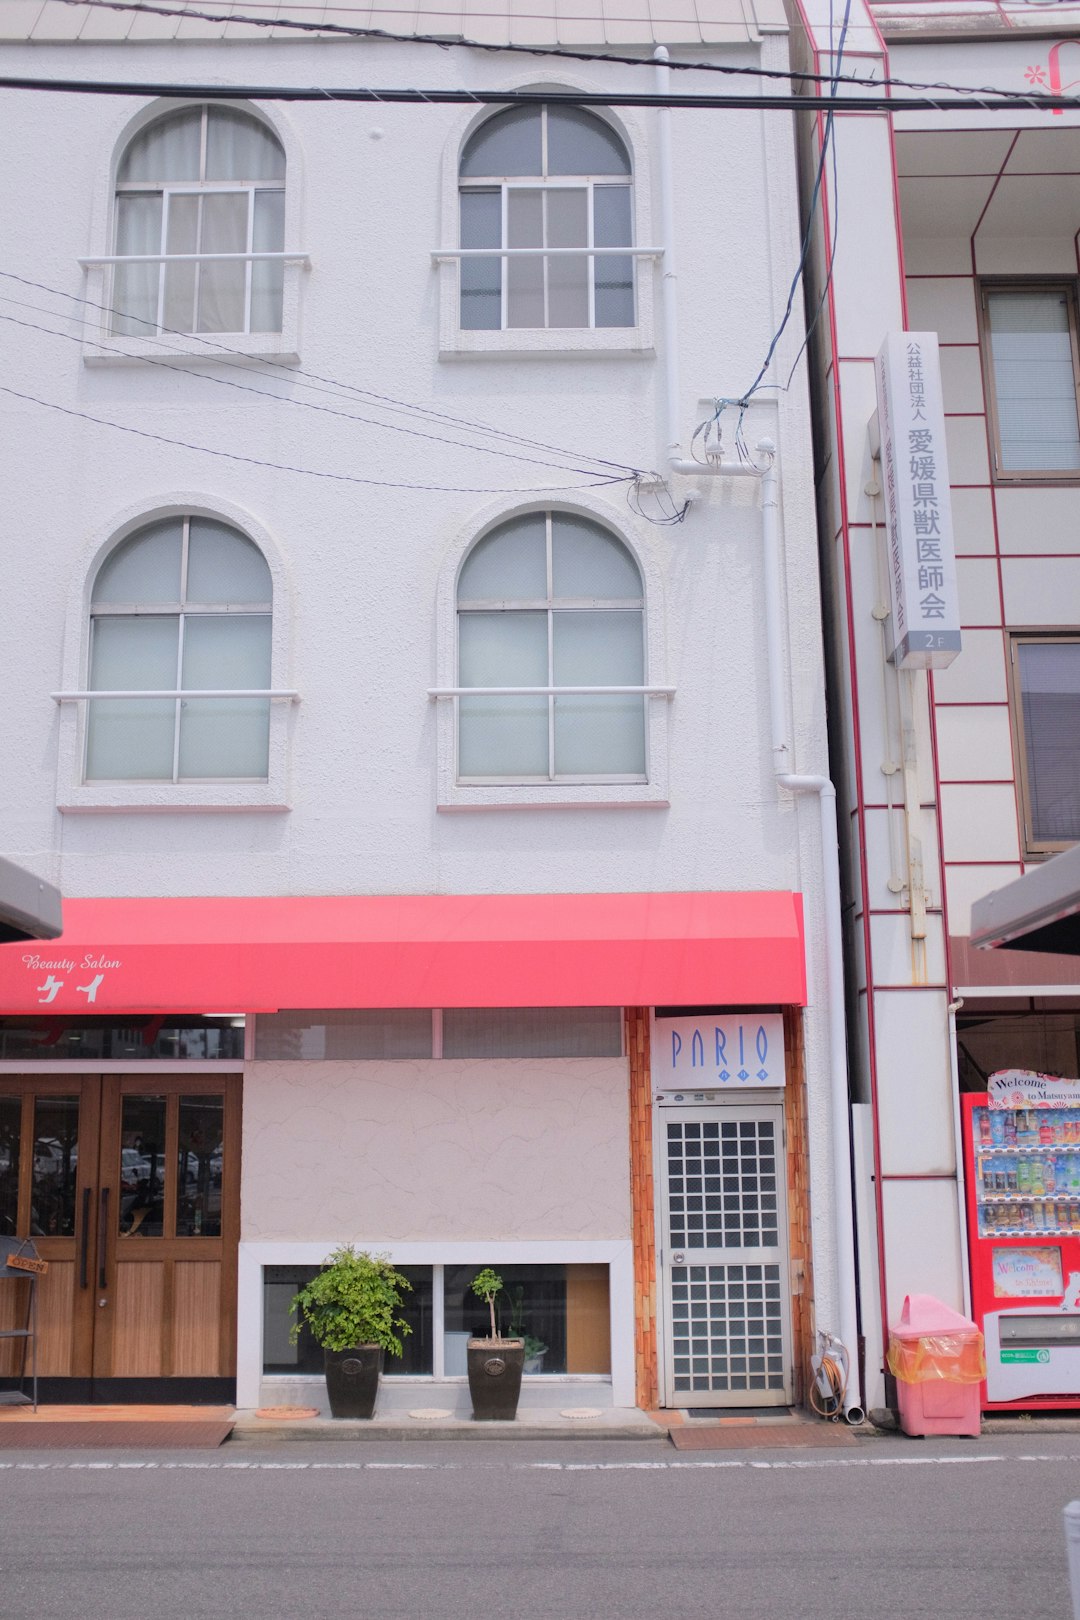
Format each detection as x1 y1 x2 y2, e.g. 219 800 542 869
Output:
3 71 1078 112
0 269 646 478
27 0 1080 111
0 381 633 493
0 303 644 481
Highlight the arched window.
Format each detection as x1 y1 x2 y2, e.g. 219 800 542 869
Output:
458 105 634 332
456 511 646 780
112 105 286 337
86 516 273 782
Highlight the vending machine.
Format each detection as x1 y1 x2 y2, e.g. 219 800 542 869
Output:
963 1070 1080 1410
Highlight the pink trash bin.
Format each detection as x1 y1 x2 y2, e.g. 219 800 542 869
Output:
887 1294 984 1438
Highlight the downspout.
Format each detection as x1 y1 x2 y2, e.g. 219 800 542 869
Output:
655 44 862 1418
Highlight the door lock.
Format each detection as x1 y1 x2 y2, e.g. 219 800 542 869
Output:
672 1252 685 1264
98 1298 107 1308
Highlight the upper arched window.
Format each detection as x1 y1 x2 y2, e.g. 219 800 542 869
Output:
86 516 273 783
456 511 646 781
458 106 634 332
112 105 286 337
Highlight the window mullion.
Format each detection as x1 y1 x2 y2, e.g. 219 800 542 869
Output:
244 188 255 336
174 518 190 784
157 190 169 334
500 185 509 332
547 515 556 780
587 179 596 329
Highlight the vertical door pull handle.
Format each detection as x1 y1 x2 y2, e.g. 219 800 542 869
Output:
98 1187 110 1290
78 1187 91 1290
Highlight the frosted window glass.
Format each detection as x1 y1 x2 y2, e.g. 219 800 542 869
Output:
85 698 176 780
553 611 644 776
460 189 502 331
460 106 542 177
988 291 1080 471
1019 641 1080 843
459 518 547 601
547 190 589 328
163 193 199 333
552 517 642 599
178 698 269 778
251 189 285 333
507 190 545 327
460 610 546 685
442 1006 623 1058
197 193 248 333
113 194 163 335
547 107 630 177
86 617 178 781
118 107 202 182
205 108 285 182
187 521 271 604
181 615 271 689
91 614 179 689
594 185 634 328
93 524 182 604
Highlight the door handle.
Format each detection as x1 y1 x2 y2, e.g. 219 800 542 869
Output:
98 1187 110 1290
78 1187 91 1290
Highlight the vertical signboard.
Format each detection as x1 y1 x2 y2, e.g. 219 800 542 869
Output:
875 332 961 670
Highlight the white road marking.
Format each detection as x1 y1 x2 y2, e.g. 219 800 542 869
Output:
0 1451 1077 1473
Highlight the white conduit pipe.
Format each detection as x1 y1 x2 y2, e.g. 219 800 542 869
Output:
654 45 863 1419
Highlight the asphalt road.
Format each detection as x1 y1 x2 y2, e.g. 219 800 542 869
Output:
1 1431 1078 1619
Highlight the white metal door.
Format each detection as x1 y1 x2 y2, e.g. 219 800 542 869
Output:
659 1102 792 1407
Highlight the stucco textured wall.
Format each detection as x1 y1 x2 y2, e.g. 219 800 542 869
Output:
241 1057 632 1240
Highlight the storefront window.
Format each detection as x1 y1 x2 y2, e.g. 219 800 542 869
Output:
0 1016 243 1061
441 1008 622 1059
443 1263 610 1375
0 1096 19 1237
958 1010 1080 1091
31 1096 79 1237
119 1095 166 1237
263 1264 434 1376
254 1009 433 1061
176 1095 224 1237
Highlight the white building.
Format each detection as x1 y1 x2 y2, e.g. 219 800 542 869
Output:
0 0 852 1417
790 0 1080 1412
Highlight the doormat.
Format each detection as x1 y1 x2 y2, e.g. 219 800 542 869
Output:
685 1407 796 1420
0 1421 234 1450
670 1420 857 1451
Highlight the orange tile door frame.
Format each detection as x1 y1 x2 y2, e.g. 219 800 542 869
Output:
628 1007 816 1412
627 1007 658 1411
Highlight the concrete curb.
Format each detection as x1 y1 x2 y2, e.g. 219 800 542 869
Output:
231 1420 668 1444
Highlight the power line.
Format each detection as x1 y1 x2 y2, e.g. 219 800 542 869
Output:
0 269 645 479
3 71 1076 113
0 303 644 481
31 0 1080 110
0 380 633 493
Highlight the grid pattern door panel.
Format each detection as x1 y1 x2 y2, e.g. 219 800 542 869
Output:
669 1263 786 1395
665 1118 780 1252
659 1106 791 1406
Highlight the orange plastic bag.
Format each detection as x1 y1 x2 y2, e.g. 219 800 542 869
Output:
887 1332 986 1385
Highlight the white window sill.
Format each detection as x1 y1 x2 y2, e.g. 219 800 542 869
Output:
441 328 654 360
82 333 300 367
438 781 669 812
59 782 290 814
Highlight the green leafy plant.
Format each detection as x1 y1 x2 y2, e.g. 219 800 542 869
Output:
506 1283 546 1359
469 1268 505 1340
290 1246 413 1355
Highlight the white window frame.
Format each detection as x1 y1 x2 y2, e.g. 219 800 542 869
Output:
55 495 294 814
238 1239 636 1408
433 496 671 810
435 89 655 359
81 99 306 366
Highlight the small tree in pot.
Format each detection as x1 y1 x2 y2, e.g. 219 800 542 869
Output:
466 1268 525 1421
290 1246 412 1419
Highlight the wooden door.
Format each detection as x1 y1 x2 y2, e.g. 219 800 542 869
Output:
0 1076 100 1381
0 1074 240 1397
94 1076 241 1383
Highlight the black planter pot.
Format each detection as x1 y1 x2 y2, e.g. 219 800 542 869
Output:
324 1345 383 1419
467 1338 525 1421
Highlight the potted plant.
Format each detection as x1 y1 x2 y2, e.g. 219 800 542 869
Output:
290 1245 412 1419
466 1267 525 1421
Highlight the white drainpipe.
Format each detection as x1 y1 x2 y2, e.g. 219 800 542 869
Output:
655 48 863 1421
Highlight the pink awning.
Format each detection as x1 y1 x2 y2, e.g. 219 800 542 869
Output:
0 891 807 1015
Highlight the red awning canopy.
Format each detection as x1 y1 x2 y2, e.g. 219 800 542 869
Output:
0 892 806 1015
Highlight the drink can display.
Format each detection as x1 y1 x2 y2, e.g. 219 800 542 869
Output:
1005 1111 1018 1147
979 1109 993 1146
1072 1205 1080 1233
1040 1113 1055 1145
1044 1157 1056 1195
1009 1158 1021 1192
1018 1157 1031 1194
991 1111 1006 1148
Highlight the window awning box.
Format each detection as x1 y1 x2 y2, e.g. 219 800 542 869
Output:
0 891 806 1016
971 845 1080 960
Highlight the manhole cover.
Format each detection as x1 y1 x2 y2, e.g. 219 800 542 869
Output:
409 1408 454 1420
254 1407 320 1420
559 1407 604 1419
